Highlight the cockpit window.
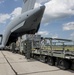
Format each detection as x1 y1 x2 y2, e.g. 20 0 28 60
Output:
0 35 2 45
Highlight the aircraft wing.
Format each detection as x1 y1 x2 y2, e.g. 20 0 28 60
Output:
22 0 36 13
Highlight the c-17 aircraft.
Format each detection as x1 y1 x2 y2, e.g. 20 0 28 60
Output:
0 0 45 48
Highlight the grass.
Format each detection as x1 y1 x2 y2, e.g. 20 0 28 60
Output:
41 45 74 51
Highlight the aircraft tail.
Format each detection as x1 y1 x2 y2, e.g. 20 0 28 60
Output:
21 0 36 13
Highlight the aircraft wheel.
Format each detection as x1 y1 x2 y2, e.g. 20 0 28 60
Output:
47 57 55 66
58 59 70 70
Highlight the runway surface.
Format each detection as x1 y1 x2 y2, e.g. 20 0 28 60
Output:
0 51 74 75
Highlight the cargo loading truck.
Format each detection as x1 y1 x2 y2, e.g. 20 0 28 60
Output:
10 34 74 70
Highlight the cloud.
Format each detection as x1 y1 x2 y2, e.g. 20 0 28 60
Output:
44 23 49 26
63 22 74 30
0 14 10 24
37 31 49 37
70 32 74 40
0 7 22 24
38 0 74 23
0 0 4 4
37 30 58 38
10 7 22 20
34 2 41 8
71 32 74 37
51 34 58 38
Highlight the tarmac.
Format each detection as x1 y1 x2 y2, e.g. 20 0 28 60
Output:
0 51 74 75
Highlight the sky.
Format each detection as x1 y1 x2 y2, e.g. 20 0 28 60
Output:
0 0 74 40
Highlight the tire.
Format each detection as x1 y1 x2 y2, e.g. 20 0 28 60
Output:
45 57 48 63
58 59 70 70
47 57 55 66
40 56 47 63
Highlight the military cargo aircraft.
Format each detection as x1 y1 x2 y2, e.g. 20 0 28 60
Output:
0 0 45 48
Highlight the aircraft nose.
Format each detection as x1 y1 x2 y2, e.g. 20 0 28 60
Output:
40 5 45 10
